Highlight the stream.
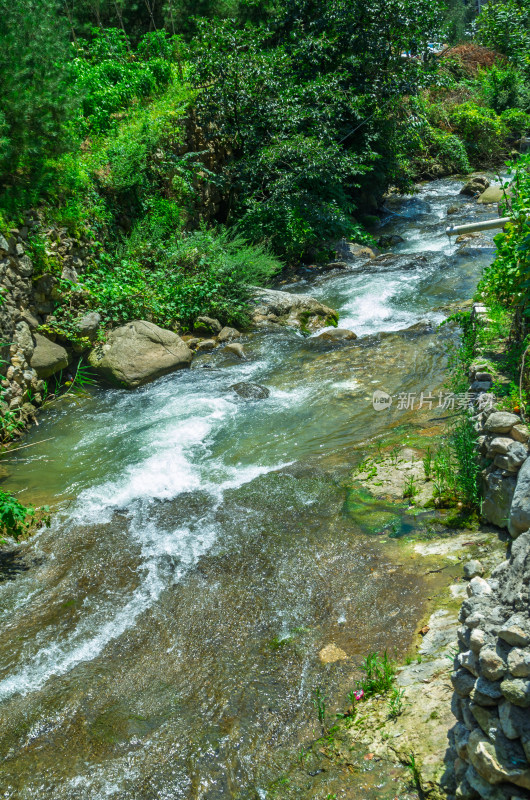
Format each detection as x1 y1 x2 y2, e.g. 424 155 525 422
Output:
0 178 501 799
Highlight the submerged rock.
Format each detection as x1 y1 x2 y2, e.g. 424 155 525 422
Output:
230 382 270 400
316 328 357 343
30 333 69 379
88 320 192 388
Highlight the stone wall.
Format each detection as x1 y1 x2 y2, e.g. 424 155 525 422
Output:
451 533 530 800
0 220 45 429
0 221 88 436
450 303 530 799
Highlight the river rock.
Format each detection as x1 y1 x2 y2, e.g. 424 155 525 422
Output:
509 459 530 538
460 176 490 196
316 328 357 342
88 320 192 388
194 316 222 336
230 382 270 400
318 643 348 664
217 326 240 343
485 413 521 435
250 287 337 331
377 234 404 248
478 186 505 205
334 239 378 260
224 343 245 358
195 339 217 352
30 333 69 379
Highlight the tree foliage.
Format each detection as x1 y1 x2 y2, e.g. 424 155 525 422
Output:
0 0 78 189
191 0 446 258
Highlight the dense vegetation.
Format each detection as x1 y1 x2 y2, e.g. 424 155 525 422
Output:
0 0 528 342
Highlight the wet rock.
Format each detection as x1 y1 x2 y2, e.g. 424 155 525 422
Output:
88 320 192 388
224 343 245 358
478 186 505 205
76 311 101 340
318 643 348 664
485 413 521 435
194 316 222 336
195 339 217 352
250 287 337 331
217 326 240 343
316 328 357 343
377 234 404 248
30 333 69 379
465 561 485 580
447 204 462 215
460 176 490 196
334 239 378 260
323 260 349 271
509 459 530 538
230 382 270 400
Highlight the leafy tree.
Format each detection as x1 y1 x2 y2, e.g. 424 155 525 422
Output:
191 0 446 259
475 0 530 63
0 0 77 191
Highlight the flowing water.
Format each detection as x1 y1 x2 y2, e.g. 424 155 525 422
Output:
0 179 501 799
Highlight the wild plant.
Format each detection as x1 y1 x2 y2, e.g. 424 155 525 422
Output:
356 651 396 698
388 687 406 719
403 474 418 501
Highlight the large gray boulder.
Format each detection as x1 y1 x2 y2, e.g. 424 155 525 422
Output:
30 334 69 379
250 287 337 331
508 458 530 538
88 320 192 388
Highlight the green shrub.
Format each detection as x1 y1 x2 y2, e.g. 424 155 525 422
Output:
500 108 530 138
480 65 530 114
449 102 509 164
0 490 36 541
73 28 176 135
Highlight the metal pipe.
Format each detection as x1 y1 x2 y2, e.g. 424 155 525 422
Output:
445 217 510 237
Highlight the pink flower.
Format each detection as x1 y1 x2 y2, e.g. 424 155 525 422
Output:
354 689 364 701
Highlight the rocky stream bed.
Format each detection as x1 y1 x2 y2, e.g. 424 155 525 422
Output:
0 175 524 800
